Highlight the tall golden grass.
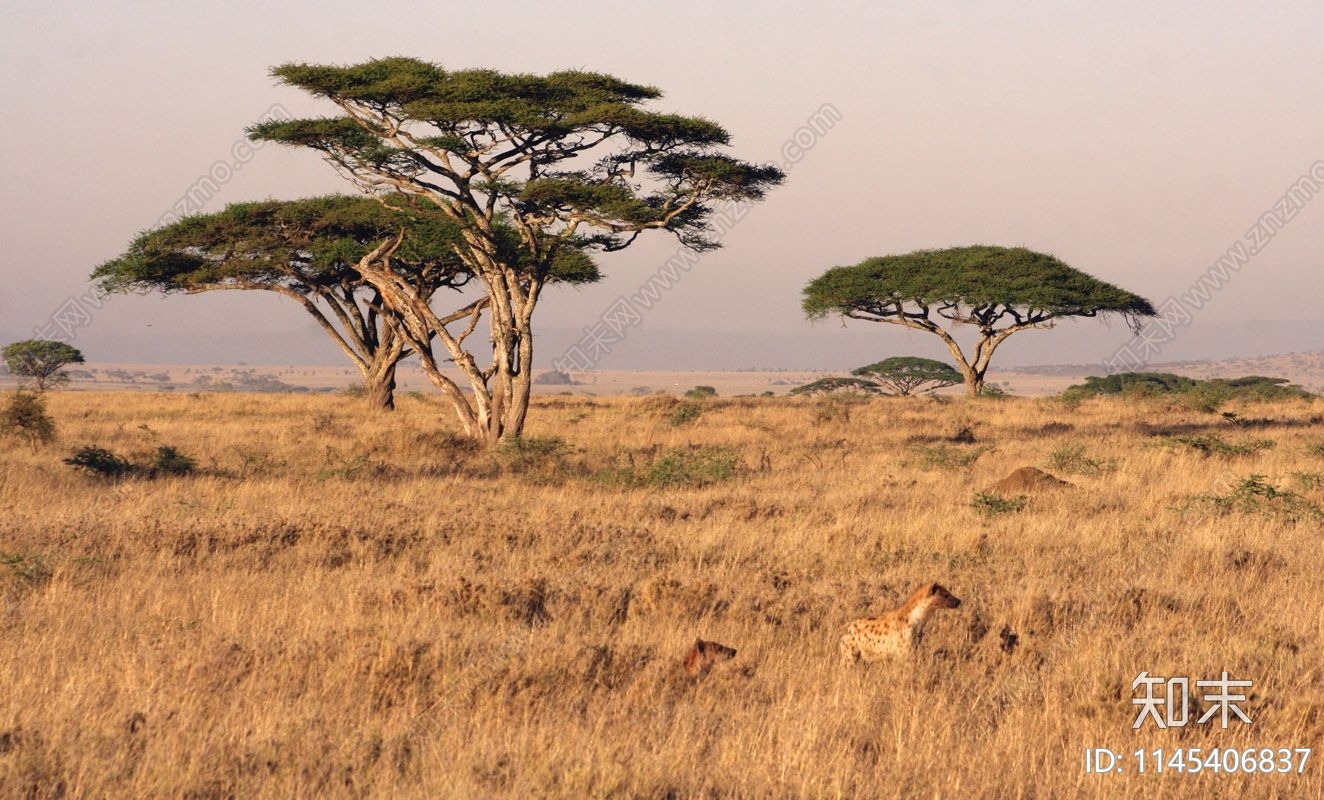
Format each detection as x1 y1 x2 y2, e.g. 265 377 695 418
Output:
2 389 1322 798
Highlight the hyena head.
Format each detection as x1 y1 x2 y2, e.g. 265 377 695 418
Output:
926 583 962 610
684 638 738 677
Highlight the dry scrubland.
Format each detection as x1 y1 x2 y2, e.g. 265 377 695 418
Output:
3 389 1324 799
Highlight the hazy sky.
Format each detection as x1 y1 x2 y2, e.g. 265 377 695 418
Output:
3 1 1323 371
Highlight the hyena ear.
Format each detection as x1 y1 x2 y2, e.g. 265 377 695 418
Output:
928 583 941 595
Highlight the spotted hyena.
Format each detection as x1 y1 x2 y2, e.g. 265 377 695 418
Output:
683 638 738 677
839 583 962 666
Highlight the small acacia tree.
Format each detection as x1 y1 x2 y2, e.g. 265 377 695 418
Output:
853 357 962 396
249 57 784 442
92 196 473 410
788 377 878 396
804 246 1156 396
3 340 85 391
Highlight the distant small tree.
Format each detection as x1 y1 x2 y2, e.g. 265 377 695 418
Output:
3 340 85 391
852 357 962 396
789 377 879 396
533 370 574 386
804 246 1156 397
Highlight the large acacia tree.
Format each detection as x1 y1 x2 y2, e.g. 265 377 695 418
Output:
804 246 1156 397
248 57 784 442
92 196 472 410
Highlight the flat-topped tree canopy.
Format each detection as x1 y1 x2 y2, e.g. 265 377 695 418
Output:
247 56 783 442
853 357 963 396
803 245 1156 330
92 194 598 296
803 245 1157 396
92 194 597 410
247 58 780 259
93 195 473 295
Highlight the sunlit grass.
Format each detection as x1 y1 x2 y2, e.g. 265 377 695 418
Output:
1 390 1322 797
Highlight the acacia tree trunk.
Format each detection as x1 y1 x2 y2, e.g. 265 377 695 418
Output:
348 228 552 445
276 285 410 411
880 316 1018 398
363 359 398 411
349 241 507 442
960 366 986 398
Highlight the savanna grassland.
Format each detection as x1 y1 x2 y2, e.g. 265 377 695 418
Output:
3 389 1324 798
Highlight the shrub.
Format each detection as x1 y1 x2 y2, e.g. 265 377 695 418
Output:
1192 475 1321 521
64 443 200 479
684 385 717 399
63 446 135 479
0 552 52 588
498 436 570 460
645 446 740 488
1061 372 1312 410
1290 471 1324 491
972 492 1027 516
1062 372 1198 401
153 445 197 476
1170 434 1274 458
913 444 988 470
3 392 56 452
595 445 742 489
489 436 573 482
1047 444 1117 476
669 402 703 426
811 394 870 424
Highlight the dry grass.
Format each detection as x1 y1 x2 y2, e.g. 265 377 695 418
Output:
3 389 1324 798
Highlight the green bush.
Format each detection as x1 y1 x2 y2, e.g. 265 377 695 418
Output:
595 445 742 489
1061 372 1312 410
669 402 703 426
1192 475 1321 521
1169 434 1274 458
153 445 198 476
646 446 740 488
64 443 200 479
498 435 569 460
972 492 1027 516
63 446 135 478
1047 444 1117 476
912 444 988 470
